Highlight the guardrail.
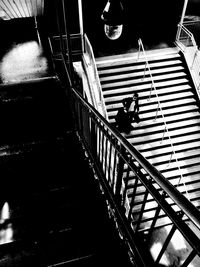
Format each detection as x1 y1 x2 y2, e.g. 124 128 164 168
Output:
176 23 200 99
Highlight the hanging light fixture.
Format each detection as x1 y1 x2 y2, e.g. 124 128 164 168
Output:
101 0 124 40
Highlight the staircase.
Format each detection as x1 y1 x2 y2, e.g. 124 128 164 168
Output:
0 76 132 267
96 47 200 228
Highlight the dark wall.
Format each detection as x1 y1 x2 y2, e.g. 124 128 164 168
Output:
81 0 183 55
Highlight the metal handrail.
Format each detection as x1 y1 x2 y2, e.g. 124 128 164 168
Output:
82 34 108 119
137 38 189 198
176 23 200 99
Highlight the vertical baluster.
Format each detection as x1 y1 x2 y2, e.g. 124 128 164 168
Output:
122 166 130 207
104 134 109 178
88 111 92 150
128 171 139 222
97 124 101 164
101 129 105 172
90 115 97 160
99 126 103 164
111 148 118 191
115 146 125 203
107 139 113 184
135 188 149 233
83 106 89 144
78 101 83 135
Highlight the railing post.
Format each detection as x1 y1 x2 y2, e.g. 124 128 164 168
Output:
78 0 85 53
177 0 189 40
137 39 141 61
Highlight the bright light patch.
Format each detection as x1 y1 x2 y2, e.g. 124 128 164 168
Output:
150 242 170 266
0 202 13 244
0 202 10 222
0 10 9 20
0 41 48 83
165 226 187 251
0 224 13 244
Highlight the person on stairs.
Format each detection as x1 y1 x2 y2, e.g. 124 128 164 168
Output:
115 100 133 133
115 92 140 133
123 92 140 124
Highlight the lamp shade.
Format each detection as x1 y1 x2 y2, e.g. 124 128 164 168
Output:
101 0 124 40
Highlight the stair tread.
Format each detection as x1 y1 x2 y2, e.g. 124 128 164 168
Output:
99 66 185 82
160 163 200 178
109 105 199 123
129 118 200 138
142 140 200 158
101 72 187 89
102 78 190 93
105 85 192 105
134 133 200 154
107 98 196 117
126 124 200 145
98 59 183 75
95 48 180 67
151 153 200 170
106 90 195 112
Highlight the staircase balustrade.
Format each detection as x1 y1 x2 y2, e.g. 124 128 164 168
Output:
71 83 200 266
82 34 108 119
176 23 200 99
137 39 189 199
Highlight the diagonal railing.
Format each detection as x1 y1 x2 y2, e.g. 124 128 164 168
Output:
137 38 189 199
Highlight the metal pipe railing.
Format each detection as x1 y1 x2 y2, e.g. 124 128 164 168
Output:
137 38 189 199
176 23 200 99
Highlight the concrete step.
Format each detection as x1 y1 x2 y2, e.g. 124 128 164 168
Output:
107 98 195 118
98 59 183 76
104 84 192 105
99 66 185 83
101 72 187 89
95 48 181 67
106 90 193 111
141 139 200 159
109 104 198 124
